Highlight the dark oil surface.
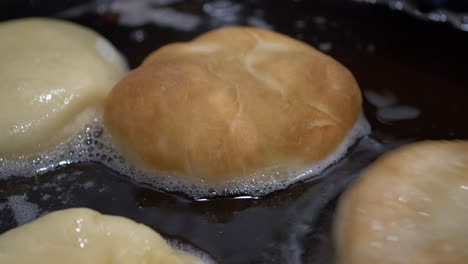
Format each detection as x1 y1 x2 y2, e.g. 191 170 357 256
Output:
1 1 468 263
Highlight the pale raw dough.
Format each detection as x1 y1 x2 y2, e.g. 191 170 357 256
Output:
334 141 468 264
104 26 363 183
0 208 205 264
0 18 127 156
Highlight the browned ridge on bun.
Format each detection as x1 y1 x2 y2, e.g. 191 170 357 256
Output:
334 141 468 264
104 26 365 189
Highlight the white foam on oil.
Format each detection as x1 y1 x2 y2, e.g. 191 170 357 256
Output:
246 16 274 30
7 195 40 225
118 7 202 31
91 116 370 198
364 90 397 108
168 239 216 264
0 114 370 199
318 42 333 52
364 90 421 122
59 0 202 31
60 0 274 32
377 105 421 121
0 117 103 179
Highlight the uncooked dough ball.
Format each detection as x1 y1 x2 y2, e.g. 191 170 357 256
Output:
0 18 127 157
334 141 468 264
104 27 363 183
0 208 206 264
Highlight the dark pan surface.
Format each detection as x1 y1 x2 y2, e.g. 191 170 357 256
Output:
1 1 468 263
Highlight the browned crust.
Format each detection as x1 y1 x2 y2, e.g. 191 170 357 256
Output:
104 27 362 182
334 141 468 264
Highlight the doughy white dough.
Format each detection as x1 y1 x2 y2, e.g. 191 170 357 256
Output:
0 18 127 156
0 208 205 264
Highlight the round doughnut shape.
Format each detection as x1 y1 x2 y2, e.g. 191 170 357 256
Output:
0 208 206 264
104 26 363 183
0 18 127 157
334 141 468 264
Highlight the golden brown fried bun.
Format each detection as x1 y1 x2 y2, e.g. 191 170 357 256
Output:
104 27 363 183
0 208 206 264
0 18 127 157
334 141 468 264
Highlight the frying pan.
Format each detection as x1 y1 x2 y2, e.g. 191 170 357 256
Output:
1 0 468 263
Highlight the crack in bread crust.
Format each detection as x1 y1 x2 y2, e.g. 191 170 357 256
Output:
104 26 362 183
244 34 288 97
